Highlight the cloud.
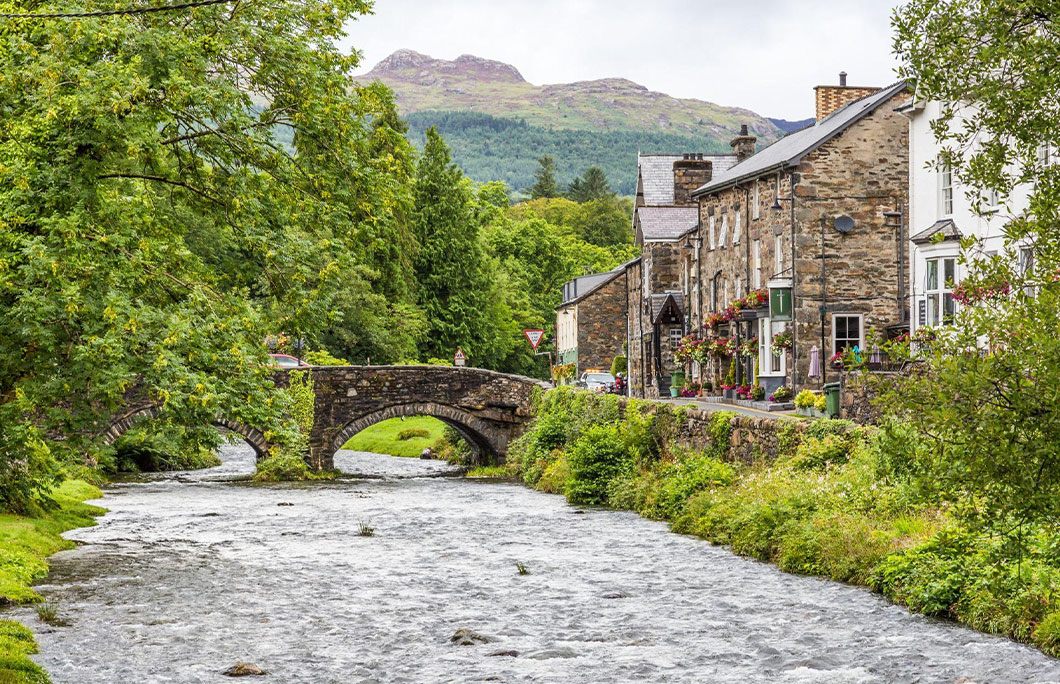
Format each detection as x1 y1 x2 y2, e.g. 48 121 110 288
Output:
340 0 903 119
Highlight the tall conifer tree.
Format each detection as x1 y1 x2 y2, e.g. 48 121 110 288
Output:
530 155 560 199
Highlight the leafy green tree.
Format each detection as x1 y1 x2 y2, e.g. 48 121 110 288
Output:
567 166 614 202
530 155 560 199
886 0 1060 552
412 129 511 366
0 0 403 509
575 197 634 247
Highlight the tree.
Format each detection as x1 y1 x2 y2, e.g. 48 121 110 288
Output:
412 129 510 366
0 0 400 509
886 0 1060 548
567 166 614 202
530 155 560 199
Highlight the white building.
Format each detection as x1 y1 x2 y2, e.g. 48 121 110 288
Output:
900 99 1034 332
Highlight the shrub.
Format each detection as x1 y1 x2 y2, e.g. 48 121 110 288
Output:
650 449 735 520
566 424 628 505
871 529 971 617
397 428 431 441
794 389 817 409
814 395 828 413
789 435 851 470
1034 611 1060 657
536 452 571 494
253 450 314 482
610 355 627 377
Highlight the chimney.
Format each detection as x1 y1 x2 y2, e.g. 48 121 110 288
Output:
729 124 757 163
814 72 879 121
673 154 712 206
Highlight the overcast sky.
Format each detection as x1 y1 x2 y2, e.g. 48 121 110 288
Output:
340 0 906 120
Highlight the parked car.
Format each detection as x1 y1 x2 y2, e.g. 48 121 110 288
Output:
269 354 309 369
578 371 615 392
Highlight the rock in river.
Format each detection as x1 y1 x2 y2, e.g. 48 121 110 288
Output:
223 662 267 676
450 628 494 646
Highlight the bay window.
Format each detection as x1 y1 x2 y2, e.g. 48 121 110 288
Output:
925 256 956 326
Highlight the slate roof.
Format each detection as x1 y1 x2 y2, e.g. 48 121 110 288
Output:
637 206 699 241
557 259 637 309
649 292 684 324
911 218 962 245
638 154 737 206
692 81 910 196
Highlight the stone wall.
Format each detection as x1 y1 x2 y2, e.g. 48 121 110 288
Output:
575 271 627 373
625 260 647 398
276 366 547 469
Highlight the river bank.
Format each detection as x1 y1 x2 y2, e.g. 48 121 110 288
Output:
506 387 1060 659
0 480 103 682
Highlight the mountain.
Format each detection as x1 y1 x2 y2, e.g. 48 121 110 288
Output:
769 117 815 134
357 50 787 194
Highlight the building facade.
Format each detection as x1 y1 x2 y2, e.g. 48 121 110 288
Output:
901 99 1035 334
685 76 912 394
625 152 737 398
555 266 629 378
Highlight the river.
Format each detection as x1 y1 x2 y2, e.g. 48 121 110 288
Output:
16 444 1060 683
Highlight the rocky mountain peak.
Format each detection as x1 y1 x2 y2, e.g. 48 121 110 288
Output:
362 50 526 85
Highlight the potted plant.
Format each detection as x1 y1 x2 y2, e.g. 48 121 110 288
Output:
794 389 817 416
769 385 793 404
751 384 765 401
772 329 793 354
813 393 828 417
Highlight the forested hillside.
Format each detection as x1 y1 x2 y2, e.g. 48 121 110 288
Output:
406 111 732 195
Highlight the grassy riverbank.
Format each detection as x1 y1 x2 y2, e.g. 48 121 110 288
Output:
0 480 104 682
342 417 448 458
506 387 1060 658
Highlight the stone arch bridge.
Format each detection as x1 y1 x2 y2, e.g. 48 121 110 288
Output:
274 366 548 470
105 367 547 470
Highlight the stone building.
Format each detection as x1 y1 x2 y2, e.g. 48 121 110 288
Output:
555 264 629 378
625 153 736 397
682 76 911 395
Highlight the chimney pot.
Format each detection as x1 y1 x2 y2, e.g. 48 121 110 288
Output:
840 71 848 87
739 124 749 136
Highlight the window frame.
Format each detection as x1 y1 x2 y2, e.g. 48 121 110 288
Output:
774 235 783 275
924 256 957 326
719 213 728 248
939 162 954 217
753 239 762 288
752 182 761 220
733 209 741 244
669 327 683 351
708 216 716 250
832 313 865 356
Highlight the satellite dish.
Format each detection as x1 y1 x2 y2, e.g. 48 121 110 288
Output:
834 215 855 234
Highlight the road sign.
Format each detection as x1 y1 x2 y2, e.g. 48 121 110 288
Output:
454 348 466 367
523 329 545 351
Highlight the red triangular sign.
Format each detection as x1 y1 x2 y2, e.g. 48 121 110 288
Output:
523 329 545 350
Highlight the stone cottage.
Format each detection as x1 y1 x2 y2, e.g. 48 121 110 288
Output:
555 264 630 379
625 152 737 398
682 75 911 395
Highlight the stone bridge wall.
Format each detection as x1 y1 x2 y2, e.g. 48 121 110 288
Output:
278 366 547 470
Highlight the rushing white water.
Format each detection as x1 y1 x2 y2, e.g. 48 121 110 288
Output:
16 444 1060 683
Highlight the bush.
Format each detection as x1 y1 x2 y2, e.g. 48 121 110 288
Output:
253 449 315 482
397 428 431 441
610 355 627 377
1034 611 1060 657
794 389 817 409
814 394 828 413
566 424 627 505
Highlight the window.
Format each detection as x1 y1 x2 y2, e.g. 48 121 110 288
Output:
670 327 683 350
735 276 743 298
753 240 762 288
984 188 1000 211
774 235 784 275
723 280 730 307
733 210 742 244
939 162 954 216
708 216 716 249
760 319 786 376
719 214 728 248
1020 246 1036 295
833 314 864 355
752 182 761 220
924 257 956 326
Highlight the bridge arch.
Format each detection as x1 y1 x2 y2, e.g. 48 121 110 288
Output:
103 406 270 460
331 402 505 460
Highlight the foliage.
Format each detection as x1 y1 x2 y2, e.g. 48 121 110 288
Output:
0 0 411 510
769 386 792 402
890 0 1060 555
610 356 628 377
794 390 818 409
412 129 513 367
466 465 509 479
252 450 318 483
567 166 614 202
404 110 747 195
530 156 559 199
551 364 576 384
111 424 221 474
565 424 627 505
302 350 349 367
397 428 431 441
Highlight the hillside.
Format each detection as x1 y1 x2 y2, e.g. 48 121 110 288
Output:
357 50 787 194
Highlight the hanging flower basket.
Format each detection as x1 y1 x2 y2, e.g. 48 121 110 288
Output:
772 330 793 352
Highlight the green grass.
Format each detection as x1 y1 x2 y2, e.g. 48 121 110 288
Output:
342 417 447 458
0 480 104 683
465 466 510 479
